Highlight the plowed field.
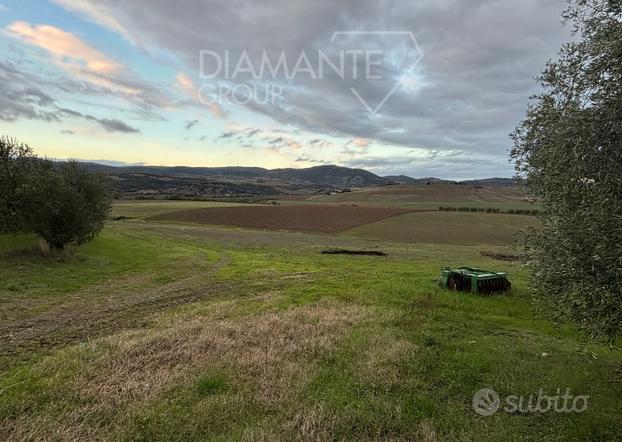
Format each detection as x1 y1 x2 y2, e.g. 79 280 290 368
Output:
147 205 417 232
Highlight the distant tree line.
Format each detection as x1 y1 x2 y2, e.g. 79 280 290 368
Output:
0 136 113 250
437 206 540 215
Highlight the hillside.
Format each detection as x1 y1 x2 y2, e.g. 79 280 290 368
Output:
384 175 519 187
81 162 520 200
86 164 390 186
268 165 389 187
83 163 393 199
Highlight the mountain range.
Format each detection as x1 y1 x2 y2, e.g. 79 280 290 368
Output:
81 162 516 199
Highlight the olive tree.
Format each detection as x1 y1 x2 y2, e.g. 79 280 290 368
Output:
0 136 113 250
25 160 113 249
0 136 37 232
511 0 622 340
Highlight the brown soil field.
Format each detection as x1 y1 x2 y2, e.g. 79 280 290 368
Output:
147 205 417 232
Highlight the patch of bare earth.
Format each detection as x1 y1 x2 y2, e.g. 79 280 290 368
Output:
3 301 368 441
147 205 415 233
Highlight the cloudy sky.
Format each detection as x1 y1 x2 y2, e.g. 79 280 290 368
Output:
0 0 572 179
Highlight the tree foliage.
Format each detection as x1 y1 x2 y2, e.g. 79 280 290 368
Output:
0 136 113 250
0 137 36 232
511 0 622 340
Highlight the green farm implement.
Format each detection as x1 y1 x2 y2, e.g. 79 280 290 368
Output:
438 267 511 294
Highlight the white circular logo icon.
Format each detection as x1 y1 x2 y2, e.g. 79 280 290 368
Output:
472 388 500 416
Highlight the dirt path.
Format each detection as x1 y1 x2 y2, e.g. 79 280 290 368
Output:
0 254 231 371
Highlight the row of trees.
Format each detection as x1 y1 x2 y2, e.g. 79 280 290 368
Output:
438 206 540 215
0 136 113 250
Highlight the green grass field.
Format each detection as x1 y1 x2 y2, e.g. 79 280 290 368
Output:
346 212 540 245
1 200 620 441
111 200 248 219
301 184 540 211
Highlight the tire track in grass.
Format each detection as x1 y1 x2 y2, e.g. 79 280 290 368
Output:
0 254 231 370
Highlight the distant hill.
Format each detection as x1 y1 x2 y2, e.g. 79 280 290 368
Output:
384 175 417 184
269 165 389 187
84 163 388 186
82 163 270 180
385 175 517 187
80 161 517 199
82 162 391 199
384 175 455 185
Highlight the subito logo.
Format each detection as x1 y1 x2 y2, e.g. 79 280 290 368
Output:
472 388 500 416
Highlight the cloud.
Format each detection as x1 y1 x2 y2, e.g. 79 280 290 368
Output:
295 155 327 165
50 0 573 177
61 129 75 134
343 150 512 181
216 131 235 140
6 21 122 75
176 72 226 118
85 115 139 133
0 61 62 122
0 61 140 134
346 137 370 148
175 73 195 96
50 0 131 42
215 126 262 142
307 138 333 149
4 21 186 124
214 126 306 151
185 119 198 130
264 135 301 150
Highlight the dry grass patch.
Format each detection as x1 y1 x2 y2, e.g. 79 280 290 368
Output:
85 302 366 405
2 300 369 441
240 407 439 442
360 336 419 388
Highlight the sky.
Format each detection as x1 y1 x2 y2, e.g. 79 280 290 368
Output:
0 0 572 179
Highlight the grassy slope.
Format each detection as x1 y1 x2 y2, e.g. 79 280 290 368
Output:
111 200 247 219
0 202 620 441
